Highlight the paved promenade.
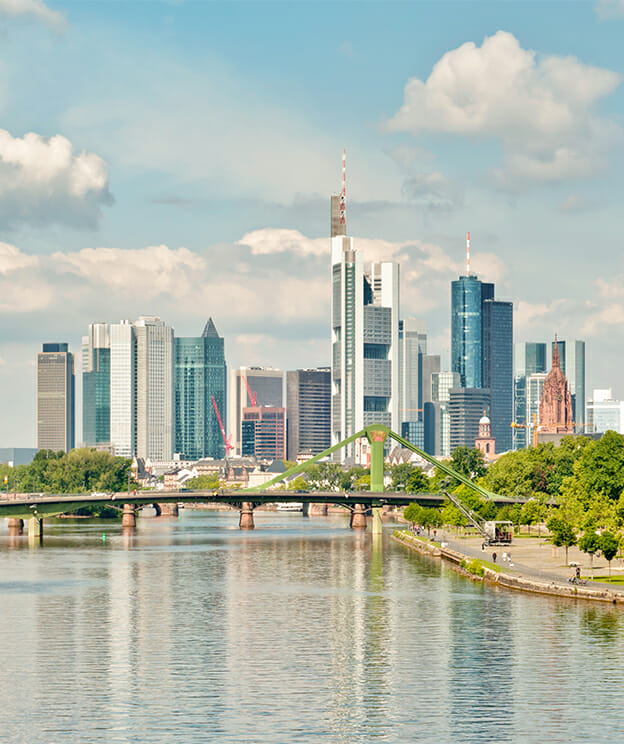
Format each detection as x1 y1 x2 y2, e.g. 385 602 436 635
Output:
438 531 624 595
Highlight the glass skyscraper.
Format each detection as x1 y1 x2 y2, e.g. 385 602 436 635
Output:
513 342 547 449
82 323 111 446
37 343 75 452
451 267 512 453
175 319 227 460
551 339 586 431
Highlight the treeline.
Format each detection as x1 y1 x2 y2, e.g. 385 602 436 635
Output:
0 449 132 494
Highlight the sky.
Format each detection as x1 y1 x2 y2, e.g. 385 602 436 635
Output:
2 0 624 446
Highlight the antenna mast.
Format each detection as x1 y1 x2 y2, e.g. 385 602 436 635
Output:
466 231 471 276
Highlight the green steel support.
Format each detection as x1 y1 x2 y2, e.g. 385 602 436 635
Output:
372 507 383 535
366 428 387 493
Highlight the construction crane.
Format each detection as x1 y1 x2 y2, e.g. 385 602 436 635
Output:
444 491 512 546
242 375 257 407
511 413 539 448
211 395 233 456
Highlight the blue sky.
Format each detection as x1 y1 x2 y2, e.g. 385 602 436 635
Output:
1 0 624 445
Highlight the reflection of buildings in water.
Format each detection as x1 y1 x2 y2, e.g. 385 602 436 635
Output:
447 582 514 742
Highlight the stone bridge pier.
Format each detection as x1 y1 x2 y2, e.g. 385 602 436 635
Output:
8 518 24 535
122 504 136 531
239 502 255 530
350 504 367 530
157 503 179 518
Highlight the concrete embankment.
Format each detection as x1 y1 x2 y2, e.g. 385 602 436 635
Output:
392 530 624 605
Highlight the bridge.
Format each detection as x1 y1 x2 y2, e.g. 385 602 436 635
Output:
0 424 515 541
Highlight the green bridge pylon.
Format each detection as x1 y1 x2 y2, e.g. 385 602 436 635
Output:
243 423 497 500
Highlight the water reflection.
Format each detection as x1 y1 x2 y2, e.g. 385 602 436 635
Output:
2 514 624 743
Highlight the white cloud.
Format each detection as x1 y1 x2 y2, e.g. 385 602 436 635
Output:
402 170 463 210
387 31 622 185
52 245 205 297
0 242 38 274
0 0 66 29
596 0 624 18
558 194 597 213
0 130 112 229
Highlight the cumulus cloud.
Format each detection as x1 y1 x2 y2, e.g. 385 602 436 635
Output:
387 31 622 185
0 242 38 274
0 0 66 29
0 130 112 229
402 171 463 210
596 0 624 18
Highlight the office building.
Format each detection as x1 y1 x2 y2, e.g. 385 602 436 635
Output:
451 234 513 452
37 342 75 452
448 387 491 452
109 320 136 458
586 389 624 434
286 368 330 460
229 367 283 454
175 318 227 460
399 318 427 428
241 406 286 460
330 163 400 459
0 448 39 466
513 342 547 449
82 322 111 447
135 317 174 461
551 339 586 431
526 372 548 437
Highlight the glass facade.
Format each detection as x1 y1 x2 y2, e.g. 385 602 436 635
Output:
482 300 513 452
451 276 489 388
553 340 586 430
83 348 110 446
513 342 547 449
175 320 226 460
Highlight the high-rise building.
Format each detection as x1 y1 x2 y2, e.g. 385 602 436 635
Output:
399 318 427 428
482 299 513 451
433 371 461 457
174 318 227 460
526 372 547 439
229 367 283 454
451 234 513 452
551 339 586 431
286 368 330 460
241 406 286 460
513 342 547 449
37 343 75 452
330 162 399 459
134 317 174 461
586 389 624 434
448 387 491 452
109 320 136 458
421 354 441 455
82 323 111 447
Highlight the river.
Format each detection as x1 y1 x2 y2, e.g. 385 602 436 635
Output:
1 510 624 743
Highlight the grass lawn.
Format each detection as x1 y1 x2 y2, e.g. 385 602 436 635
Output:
588 575 624 584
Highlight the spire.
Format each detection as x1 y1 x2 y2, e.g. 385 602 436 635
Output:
552 334 560 369
466 231 470 276
339 149 346 227
202 318 220 338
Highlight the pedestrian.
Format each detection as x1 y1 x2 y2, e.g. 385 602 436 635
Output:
492 552 497 563
576 565 581 580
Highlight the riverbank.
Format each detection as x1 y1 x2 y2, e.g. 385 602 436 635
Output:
392 530 624 605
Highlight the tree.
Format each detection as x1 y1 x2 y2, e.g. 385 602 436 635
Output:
186 474 222 490
441 501 467 532
403 503 423 527
450 447 486 479
547 515 577 565
600 531 619 579
578 531 600 577
389 463 428 493
423 508 443 536
521 499 544 536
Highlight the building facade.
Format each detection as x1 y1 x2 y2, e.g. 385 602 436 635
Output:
513 342 547 449
398 318 427 429
37 343 75 452
539 339 574 434
552 339 586 431
109 320 136 458
174 318 227 460
586 389 624 434
82 322 111 447
286 368 330 460
229 367 283 455
448 388 491 452
241 406 286 460
482 299 513 451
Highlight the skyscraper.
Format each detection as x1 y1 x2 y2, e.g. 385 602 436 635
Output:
449 387 491 452
330 158 399 458
286 368 330 460
174 318 227 460
37 343 75 452
229 367 283 454
135 316 174 461
551 339 586 431
451 234 513 452
82 323 110 447
242 406 286 460
513 342 547 449
399 318 427 428
109 320 136 458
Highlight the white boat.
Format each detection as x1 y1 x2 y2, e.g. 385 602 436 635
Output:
276 502 303 512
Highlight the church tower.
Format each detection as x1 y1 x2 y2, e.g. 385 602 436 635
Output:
539 335 574 433
475 411 496 460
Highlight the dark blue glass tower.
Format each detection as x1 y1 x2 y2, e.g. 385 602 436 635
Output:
451 277 493 388
174 319 227 460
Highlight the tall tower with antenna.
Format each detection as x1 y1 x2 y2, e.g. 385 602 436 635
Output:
331 149 347 238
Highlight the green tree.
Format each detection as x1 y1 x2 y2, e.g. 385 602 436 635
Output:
403 503 423 527
578 531 600 577
599 531 619 579
547 515 577 565
450 446 486 479
389 463 428 493
422 507 443 536
521 499 544 536
186 473 222 490
441 501 467 531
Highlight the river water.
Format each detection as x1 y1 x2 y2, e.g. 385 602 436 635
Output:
2 510 624 743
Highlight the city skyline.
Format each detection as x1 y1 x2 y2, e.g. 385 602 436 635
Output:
2 1 624 444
